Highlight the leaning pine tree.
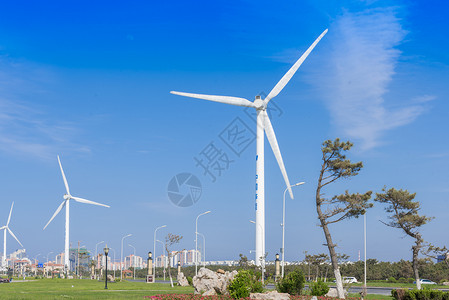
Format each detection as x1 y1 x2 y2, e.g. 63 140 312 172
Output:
375 187 433 290
316 139 373 299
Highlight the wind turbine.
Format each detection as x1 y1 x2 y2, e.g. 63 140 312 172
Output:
43 156 110 272
1 202 23 268
171 29 327 266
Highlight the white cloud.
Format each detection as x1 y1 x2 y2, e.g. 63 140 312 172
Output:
308 7 433 150
0 56 90 159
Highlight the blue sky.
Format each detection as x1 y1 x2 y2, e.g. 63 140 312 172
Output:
0 0 448 264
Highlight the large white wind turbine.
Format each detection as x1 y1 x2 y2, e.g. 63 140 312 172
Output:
1 202 23 268
43 156 110 271
171 29 327 266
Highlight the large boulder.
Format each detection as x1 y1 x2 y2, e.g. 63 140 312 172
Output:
192 267 238 295
177 272 189 287
326 288 339 298
325 288 347 298
250 291 290 300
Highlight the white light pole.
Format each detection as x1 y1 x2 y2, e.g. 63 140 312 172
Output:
95 241 104 279
197 232 206 267
364 213 367 294
153 225 166 280
46 251 53 278
120 234 132 281
156 239 166 281
34 253 41 277
109 247 116 279
281 182 305 278
195 211 211 276
128 244 136 280
250 220 265 283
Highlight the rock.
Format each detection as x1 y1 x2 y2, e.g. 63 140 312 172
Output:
250 291 290 300
177 272 189 287
192 267 238 295
326 288 339 298
107 274 115 282
217 269 225 274
443 282 449 286
311 297 318 300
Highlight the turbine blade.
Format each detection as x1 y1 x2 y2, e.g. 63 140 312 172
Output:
7 202 13 226
265 29 328 103
57 155 70 195
170 91 255 108
7 228 23 248
0 226 5 230
262 110 294 199
43 200 66 230
72 196 110 208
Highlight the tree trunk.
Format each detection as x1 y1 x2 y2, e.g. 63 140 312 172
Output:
412 239 422 290
167 253 174 287
317 201 345 298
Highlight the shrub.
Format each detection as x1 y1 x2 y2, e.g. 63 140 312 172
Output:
399 277 407 283
392 288 449 300
389 277 397 283
408 278 415 284
228 270 263 299
276 269 305 295
309 279 330 296
187 276 193 286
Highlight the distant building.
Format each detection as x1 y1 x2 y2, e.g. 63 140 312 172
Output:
69 247 91 272
124 254 143 269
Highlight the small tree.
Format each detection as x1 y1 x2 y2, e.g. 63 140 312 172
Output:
316 139 373 298
375 187 433 290
165 233 183 287
238 254 249 269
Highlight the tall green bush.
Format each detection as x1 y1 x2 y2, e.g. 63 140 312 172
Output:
309 279 330 296
228 270 263 299
276 269 306 295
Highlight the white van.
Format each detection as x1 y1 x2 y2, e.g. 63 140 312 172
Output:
343 277 358 283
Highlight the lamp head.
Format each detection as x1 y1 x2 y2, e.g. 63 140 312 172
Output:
104 244 109 255
148 252 152 259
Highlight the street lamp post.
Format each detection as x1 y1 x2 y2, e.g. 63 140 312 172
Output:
34 254 41 277
128 244 136 280
104 244 109 290
281 182 305 278
109 248 116 279
46 251 53 278
153 225 166 281
364 213 367 297
250 220 265 284
195 211 211 276
121 234 132 281
197 232 206 267
95 241 105 280
156 240 166 280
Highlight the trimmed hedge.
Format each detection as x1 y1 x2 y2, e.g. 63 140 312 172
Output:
392 288 449 300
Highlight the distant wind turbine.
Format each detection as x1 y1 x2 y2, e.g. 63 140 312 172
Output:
1 202 23 268
43 156 110 271
171 29 327 266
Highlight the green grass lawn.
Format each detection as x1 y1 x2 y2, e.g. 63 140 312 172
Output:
0 279 194 300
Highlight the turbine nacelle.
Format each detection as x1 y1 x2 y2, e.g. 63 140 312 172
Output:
253 96 266 111
63 194 70 200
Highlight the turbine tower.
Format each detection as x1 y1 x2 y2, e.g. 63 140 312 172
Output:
1 202 23 268
43 156 110 271
171 29 327 266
